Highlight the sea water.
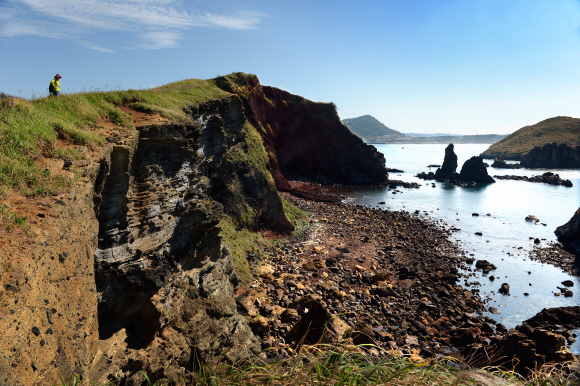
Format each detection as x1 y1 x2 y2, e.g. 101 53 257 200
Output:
336 143 580 345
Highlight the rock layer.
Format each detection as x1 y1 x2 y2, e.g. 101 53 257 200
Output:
521 142 580 168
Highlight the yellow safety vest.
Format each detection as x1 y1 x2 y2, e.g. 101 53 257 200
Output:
50 79 60 92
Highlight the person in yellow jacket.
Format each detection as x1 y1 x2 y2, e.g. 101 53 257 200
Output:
49 74 62 96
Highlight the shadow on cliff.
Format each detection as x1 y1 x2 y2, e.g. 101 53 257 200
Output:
213 73 390 193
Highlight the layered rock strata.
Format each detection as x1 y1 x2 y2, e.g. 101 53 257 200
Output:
1 95 296 385
521 142 580 168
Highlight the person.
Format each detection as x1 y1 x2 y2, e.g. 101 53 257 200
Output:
49 74 62 96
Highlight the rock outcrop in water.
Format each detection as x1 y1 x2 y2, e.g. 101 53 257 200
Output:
417 144 495 185
521 142 580 168
494 172 573 187
459 156 495 183
491 156 523 169
556 208 580 244
434 144 459 180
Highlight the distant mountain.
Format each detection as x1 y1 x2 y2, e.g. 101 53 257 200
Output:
481 116 580 160
404 133 454 137
342 115 406 139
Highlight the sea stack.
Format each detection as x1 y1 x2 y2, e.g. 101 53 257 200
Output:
435 144 459 180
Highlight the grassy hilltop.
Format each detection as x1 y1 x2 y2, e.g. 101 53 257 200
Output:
481 116 580 160
0 79 228 197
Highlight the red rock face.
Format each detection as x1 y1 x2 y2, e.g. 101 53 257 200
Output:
214 73 389 191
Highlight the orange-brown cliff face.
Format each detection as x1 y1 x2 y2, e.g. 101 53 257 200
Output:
214 73 389 192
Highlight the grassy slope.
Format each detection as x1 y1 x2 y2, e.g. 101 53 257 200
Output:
0 79 228 196
481 116 580 159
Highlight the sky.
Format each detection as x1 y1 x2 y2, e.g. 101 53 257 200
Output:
1 0 579 135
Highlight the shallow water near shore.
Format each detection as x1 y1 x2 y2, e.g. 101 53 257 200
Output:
333 143 580 352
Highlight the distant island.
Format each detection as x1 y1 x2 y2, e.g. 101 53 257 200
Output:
481 116 580 160
342 115 507 144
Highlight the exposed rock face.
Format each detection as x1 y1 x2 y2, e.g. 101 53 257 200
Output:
0 181 101 386
1 95 294 385
434 144 459 180
521 142 580 168
556 208 580 244
459 156 495 183
491 156 523 169
491 307 580 374
214 73 389 189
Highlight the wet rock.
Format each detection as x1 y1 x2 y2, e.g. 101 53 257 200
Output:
475 260 496 271
499 283 510 295
459 156 495 183
525 215 539 222
562 280 574 287
491 156 523 169
555 208 580 244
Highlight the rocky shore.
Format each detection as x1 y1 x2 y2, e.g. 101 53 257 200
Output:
241 193 507 362
493 172 573 187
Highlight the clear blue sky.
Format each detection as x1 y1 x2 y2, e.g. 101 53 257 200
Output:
1 0 579 134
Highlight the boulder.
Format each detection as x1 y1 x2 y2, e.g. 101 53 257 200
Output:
555 208 580 244
459 156 495 183
499 283 510 295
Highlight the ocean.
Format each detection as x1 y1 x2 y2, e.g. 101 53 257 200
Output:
334 143 580 346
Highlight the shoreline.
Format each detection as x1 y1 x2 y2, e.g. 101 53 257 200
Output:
244 191 505 361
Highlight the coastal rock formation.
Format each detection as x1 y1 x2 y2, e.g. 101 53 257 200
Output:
494 172 573 187
521 142 580 168
556 208 580 244
417 144 495 185
459 156 495 183
2 95 301 385
489 307 580 374
491 156 523 169
214 73 389 190
434 144 459 180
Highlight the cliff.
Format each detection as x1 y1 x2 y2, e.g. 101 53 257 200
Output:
520 142 580 168
481 116 580 160
0 93 292 385
556 208 580 244
0 74 392 385
213 73 389 190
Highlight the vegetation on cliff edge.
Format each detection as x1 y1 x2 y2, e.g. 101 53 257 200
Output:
0 79 228 196
481 116 580 159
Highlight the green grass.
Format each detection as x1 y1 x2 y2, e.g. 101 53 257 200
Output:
0 79 228 197
53 344 580 385
482 116 580 159
0 204 30 234
219 215 270 285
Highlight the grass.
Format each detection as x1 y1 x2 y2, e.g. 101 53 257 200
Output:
0 79 228 197
0 204 30 234
52 343 580 385
219 215 271 285
482 116 580 159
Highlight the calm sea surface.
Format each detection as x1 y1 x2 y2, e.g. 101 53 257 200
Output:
336 143 580 347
